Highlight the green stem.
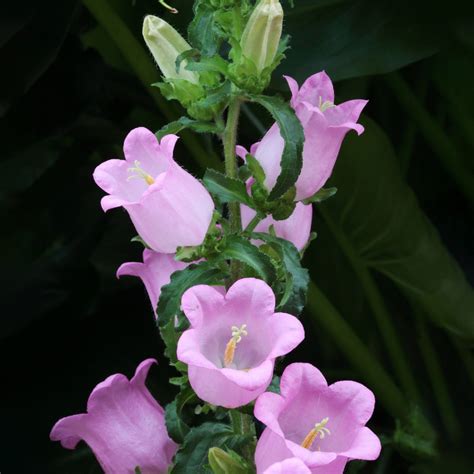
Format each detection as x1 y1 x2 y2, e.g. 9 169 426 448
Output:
415 311 460 441
223 98 243 282
320 208 421 403
245 214 263 233
82 0 220 170
230 410 255 462
385 72 474 206
306 281 408 419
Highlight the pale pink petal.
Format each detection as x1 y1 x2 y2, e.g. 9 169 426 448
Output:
255 428 294 472
225 278 276 318
236 145 249 160
263 457 312 474
297 71 334 107
254 123 285 193
181 284 226 327
283 75 300 107
188 365 269 408
221 359 274 391
325 100 368 133
267 313 305 358
340 427 381 460
123 127 169 177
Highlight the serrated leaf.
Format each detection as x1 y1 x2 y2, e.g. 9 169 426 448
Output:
302 187 338 205
165 399 190 443
188 2 222 56
203 169 254 207
172 422 253 474
155 117 222 140
252 233 309 315
158 262 225 328
249 95 304 200
219 236 276 283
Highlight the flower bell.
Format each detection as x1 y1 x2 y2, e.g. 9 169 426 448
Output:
142 15 199 84
240 0 283 73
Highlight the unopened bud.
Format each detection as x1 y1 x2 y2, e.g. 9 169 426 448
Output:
208 447 248 474
142 15 199 84
240 0 283 73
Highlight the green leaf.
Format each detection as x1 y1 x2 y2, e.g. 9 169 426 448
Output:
185 55 229 76
172 422 253 474
249 95 304 200
165 398 190 443
219 236 276 283
203 169 254 208
155 116 222 140
321 117 474 340
157 262 225 328
302 187 338 205
188 2 222 56
252 233 309 315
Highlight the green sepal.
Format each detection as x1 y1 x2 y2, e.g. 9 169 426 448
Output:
156 116 223 140
153 78 205 108
302 187 338 205
130 235 149 248
245 154 265 186
247 94 304 200
187 81 232 121
203 169 254 208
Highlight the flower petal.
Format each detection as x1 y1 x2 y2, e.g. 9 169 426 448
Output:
181 284 226 327
267 312 305 358
220 359 274 391
339 427 381 460
263 457 312 474
225 278 276 318
124 127 170 177
255 428 294 472
280 363 328 401
297 71 334 107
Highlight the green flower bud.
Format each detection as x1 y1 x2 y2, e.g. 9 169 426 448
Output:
142 15 199 84
240 0 283 73
208 448 248 474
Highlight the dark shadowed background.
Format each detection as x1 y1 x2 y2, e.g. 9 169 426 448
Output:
1 0 473 472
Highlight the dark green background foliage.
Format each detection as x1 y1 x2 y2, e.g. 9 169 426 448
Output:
0 0 473 472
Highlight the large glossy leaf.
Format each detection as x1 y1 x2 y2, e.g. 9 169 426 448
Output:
278 0 456 83
322 118 474 340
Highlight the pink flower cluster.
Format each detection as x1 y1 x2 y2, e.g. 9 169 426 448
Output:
50 72 380 473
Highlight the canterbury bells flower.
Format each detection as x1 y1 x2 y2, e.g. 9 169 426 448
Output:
240 0 283 73
142 15 199 84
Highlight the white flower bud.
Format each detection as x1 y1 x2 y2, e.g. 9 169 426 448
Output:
240 0 283 73
142 15 199 84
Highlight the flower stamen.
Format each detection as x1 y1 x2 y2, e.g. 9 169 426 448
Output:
301 417 331 450
318 96 335 112
127 160 155 185
224 324 248 367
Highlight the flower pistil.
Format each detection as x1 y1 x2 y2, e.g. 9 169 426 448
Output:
127 160 155 185
300 417 331 450
224 324 248 367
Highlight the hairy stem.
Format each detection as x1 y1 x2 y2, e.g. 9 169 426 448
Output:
223 98 243 282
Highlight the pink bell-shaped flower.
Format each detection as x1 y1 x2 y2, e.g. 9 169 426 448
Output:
93 127 214 253
50 359 177 474
254 363 381 473
250 71 367 201
117 249 188 316
177 278 305 408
